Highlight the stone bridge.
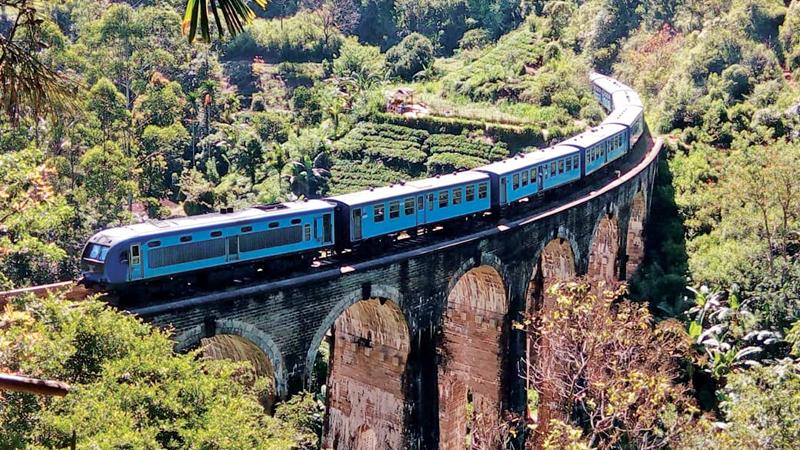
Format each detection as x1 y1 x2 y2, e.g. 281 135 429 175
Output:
130 136 661 449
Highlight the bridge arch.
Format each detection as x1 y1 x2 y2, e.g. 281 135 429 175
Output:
173 318 288 400
587 212 621 283
314 286 410 450
304 283 403 380
624 191 647 280
438 263 509 449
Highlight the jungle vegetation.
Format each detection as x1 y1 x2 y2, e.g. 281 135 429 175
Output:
1 0 800 448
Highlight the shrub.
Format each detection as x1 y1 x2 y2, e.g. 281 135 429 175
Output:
333 37 386 82
385 33 434 81
458 28 490 51
225 13 342 62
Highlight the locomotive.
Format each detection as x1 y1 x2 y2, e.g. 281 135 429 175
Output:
80 72 644 289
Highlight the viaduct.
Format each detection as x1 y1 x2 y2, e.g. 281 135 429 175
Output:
120 133 661 449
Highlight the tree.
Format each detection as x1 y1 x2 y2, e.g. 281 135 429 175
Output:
0 0 74 124
77 142 138 225
385 32 434 81
333 37 386 89
524 281 698 449
0 295 317 449
87 78 130 143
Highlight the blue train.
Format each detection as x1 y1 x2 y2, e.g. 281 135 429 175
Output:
81 72 645 289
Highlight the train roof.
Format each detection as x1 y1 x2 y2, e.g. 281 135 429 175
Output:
88 200 334 246
476 147 579 175
611 89 643 109
590 72 633 95
602 105 644 127
327 170 489 206
558 123 627 149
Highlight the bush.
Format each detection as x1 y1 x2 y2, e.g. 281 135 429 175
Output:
385 33 434 81
333 37 385 82
458 28 490 51
225 13 342 62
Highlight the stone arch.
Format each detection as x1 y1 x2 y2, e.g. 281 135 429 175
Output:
438 265 508 450
173 319 288 399
587 214 621 283
305 284 403 381
323 296 410 450
625 191 646 280
524 238 577 446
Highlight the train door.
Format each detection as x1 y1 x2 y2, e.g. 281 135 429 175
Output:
322 213 333 244
416 195 425 225
352 208 363 241
538 166 544 191
129 244 143 280
499 176 508 205
227 236 239 261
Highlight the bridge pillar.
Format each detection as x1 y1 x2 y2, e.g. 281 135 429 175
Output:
587 214 621 284
526 238 576 446
438 264 508 449
323 298 409 450
624 192 646 280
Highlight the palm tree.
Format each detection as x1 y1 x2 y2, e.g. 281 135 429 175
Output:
183 0 268 43
282 154 330 199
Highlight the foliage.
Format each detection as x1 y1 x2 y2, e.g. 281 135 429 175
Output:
525 281 698 449
0 294 313 449
385 33 434 81
225 13 343 62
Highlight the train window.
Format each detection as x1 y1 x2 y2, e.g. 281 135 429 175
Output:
268 222 279 229
304 224 311 241
389 200 400 219
530 168 536 180
550 162 556 176
512 174 520 189
566 158 572 171
291 219 302 225
404 198 415 215
428 193 434 210
466 185 475 201
439 191 449 208
453 188 462 205
180 236 192 242
558 160 565 174
522 171 529 186
573 156 579 168
478 183 488 199
211 231 222 237
543 166 548 179
148 241 161 248
418 196 424 211
242 226 253 232
374 204 385 222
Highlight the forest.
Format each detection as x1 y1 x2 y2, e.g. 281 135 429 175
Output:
2 0 800 448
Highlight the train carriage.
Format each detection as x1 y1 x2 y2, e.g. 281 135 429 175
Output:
81 201 335 287
590 72 639 112
603 106 644 149
328 171 491 247
560 124 629 176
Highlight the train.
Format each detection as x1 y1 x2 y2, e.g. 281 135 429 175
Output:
80 72 644 289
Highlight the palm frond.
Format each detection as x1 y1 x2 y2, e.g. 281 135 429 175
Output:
183 0 268 43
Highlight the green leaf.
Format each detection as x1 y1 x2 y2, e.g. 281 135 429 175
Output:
688 320 703 339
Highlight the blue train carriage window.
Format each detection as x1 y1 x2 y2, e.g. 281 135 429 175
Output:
389 200 400 219
522 170 529 186
573 155 579 169
512 173 520 190
304 224 311 241
453 187 462 205
559 160 565 174
439 190 449 208
550 162 556 176
417 196 424 211
566 158 572 172
404 197 415 215
374 204 385 222
478 182 488 199
466 184 475 201
428 193 434 210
